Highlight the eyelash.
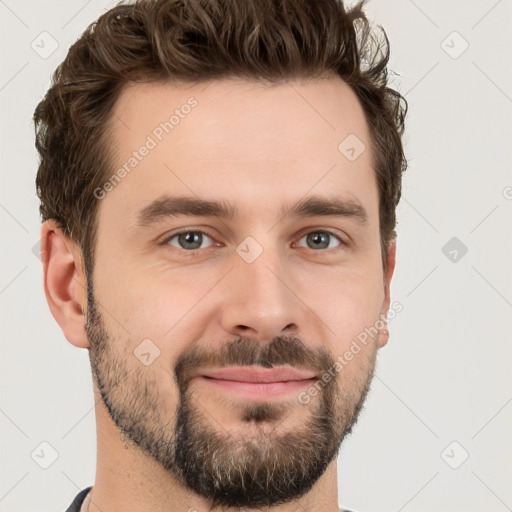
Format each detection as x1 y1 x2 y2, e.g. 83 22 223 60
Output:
159 228 347 256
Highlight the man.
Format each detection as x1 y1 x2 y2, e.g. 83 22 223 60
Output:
34 0 407 510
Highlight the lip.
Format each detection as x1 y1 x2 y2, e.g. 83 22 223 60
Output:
198 367 318 383
193 367 319 399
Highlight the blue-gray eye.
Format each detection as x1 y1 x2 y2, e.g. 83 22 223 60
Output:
296 231 343 250
163 229 344 253
166 231 214 250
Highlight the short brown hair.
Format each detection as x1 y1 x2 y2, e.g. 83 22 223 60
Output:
34 0 407 279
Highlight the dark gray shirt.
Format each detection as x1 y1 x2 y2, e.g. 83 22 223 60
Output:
65 487 92 512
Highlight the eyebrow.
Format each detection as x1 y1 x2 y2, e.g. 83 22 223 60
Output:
135 194 369 228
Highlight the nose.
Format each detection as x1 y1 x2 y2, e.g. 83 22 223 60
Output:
218 247 307 343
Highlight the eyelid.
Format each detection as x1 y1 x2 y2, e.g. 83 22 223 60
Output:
158 228 217 248
159 226 348 254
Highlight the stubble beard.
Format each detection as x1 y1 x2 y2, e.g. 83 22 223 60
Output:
85 279 377 509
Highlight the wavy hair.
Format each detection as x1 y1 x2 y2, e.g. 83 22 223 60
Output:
34 0 407 278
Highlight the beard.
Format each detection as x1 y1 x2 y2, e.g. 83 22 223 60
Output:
85 277 378 509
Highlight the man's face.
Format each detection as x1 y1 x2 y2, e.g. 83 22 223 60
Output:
85 77 392 508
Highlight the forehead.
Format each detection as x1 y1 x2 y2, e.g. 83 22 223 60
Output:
100 77 378 228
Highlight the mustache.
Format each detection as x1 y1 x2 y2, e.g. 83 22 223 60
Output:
174 335 335 390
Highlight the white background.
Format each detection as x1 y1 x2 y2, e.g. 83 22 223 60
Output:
1 1 511 511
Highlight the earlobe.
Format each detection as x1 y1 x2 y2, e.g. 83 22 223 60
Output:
378 237 397 349
40 220 90 349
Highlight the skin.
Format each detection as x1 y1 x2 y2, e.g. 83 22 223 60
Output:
41 76 396 512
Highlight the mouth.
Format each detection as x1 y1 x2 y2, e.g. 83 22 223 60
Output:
194 367 319 399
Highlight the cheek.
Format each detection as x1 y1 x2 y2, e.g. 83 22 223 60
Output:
310 266 385 336
94 267 211 364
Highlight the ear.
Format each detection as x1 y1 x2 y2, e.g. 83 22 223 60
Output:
377 237 397 349
40 220 90 349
